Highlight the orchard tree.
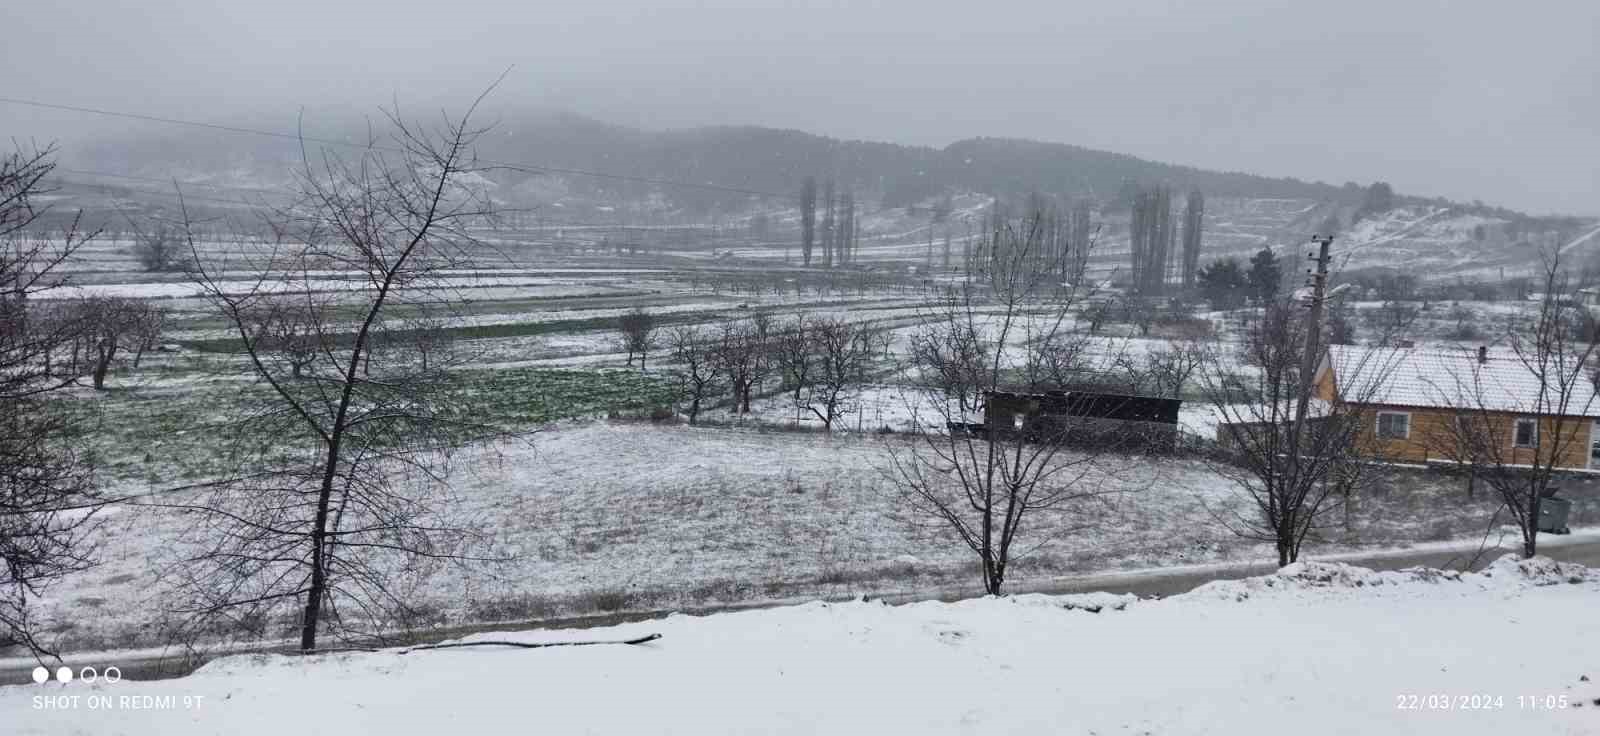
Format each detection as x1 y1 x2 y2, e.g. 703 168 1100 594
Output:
618 307 657 370
799 317 877 431
171 92 507 653
667 325 719 425
131 221 184 273
0 144 102 658
889 212 1129 595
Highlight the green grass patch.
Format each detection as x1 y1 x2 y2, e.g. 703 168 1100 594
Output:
56 367 675 483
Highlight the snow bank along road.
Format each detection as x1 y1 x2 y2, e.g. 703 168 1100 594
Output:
2 555 1596 735
2 532 1597 689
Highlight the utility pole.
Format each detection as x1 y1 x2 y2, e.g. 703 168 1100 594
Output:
1291 234 1335 457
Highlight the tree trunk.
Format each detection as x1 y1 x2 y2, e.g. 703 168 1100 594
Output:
1524 495 1541 558
92 340 116 390
300 457 339 651
301 518 328 651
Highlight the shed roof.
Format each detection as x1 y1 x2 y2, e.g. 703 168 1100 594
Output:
1323 345 1600 417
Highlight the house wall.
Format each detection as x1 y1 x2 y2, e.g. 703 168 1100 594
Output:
1313 366 1337 403
1352 404 1595 470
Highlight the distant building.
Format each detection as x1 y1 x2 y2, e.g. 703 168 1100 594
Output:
1315 345 1600 471
982 389 1182 451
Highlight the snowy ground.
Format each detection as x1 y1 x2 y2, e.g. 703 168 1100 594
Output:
4 555 1596 735
22 419 1598 659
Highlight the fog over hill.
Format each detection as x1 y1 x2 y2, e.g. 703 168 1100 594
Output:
62 108 1519 217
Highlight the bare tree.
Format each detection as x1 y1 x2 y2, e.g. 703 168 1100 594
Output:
1125 338 1204 398
1082 298 1114 335
618 307 657 370
245 296 321 379
821 179 836 268
172 94 506 652
1444 304 1481 341
1123 297 1159 337
799 177 817 267
1425 256 1600 557
1035 331 1102 390
773 313 815 404
131 221 184 273
72 296 147 389
906 294 991 417
799 317 877 431
888 214 1125 595
0 144 102 657
1366 300 1419 346
127 302 167 369
1326 302 1357 345
1180 190 1204 289
1199 301 1392 566
713 316 767 415
667 325 719 425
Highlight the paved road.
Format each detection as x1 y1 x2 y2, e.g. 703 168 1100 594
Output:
4 534 1597 686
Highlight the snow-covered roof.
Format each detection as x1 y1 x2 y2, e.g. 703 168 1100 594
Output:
1324 344 1600 417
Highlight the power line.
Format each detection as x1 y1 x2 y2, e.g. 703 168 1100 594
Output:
1 95 788 199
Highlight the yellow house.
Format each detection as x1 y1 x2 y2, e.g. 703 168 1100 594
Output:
1315 345 1600 471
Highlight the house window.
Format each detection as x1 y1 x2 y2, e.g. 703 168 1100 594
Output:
1376 412 1410 440
1514 418 1538 448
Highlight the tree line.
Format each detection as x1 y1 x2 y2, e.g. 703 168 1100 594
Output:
620 307 885 432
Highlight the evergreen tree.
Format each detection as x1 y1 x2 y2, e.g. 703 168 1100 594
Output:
1248 248 1282 303
1354 181 1395 222
1198 257 1248 309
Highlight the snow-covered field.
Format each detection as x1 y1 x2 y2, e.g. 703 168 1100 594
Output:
5 555 1596 735
26 421 1240 654
17 227 1600 683
25 417 1595 660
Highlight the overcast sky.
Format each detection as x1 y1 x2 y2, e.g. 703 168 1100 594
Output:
3 0 1595 214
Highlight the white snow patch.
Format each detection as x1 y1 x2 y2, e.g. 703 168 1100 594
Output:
4 556 1596 735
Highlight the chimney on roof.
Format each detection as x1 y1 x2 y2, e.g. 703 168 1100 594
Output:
1477 345 1488 364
